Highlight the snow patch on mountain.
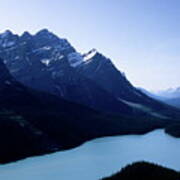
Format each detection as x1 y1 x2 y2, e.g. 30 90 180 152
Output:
5 80 11 85
120 99 151 111
59 55 64 60
32 46 52 54
119 98 169 119
15 56 20 60
2 40 15 48
83 49 97 61
41 59 51 66
68 52 83 67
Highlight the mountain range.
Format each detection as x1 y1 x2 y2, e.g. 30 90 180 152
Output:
155 88 180 108
0 29 180 163
139 88 180 108
155 87 180 99
1 29 180 118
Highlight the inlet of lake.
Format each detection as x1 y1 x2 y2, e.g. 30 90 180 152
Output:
0 129 179 180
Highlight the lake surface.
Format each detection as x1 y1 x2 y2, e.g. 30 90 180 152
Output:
0 130 180 180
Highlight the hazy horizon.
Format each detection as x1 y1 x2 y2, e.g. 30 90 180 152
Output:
1 0 180 91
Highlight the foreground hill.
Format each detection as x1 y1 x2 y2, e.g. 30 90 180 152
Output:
102 162 180 180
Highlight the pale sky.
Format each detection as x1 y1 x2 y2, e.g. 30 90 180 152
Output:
1 0 180 91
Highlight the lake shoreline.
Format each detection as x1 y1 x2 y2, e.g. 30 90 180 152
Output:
0 129 180 180
0 126 177 165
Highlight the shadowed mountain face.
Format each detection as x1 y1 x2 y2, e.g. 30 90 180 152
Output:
0 29 180 120
78 51 143 102
0 58 168 163
0 58 116 162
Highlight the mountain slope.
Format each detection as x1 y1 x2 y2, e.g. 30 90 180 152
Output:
0 58 170 163
77 50 180 119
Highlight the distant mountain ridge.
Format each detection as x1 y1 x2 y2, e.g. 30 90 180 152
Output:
154 88 180 108
139 87 180 108
155 87 180 99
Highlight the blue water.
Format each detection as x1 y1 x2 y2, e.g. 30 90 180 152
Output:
0 130 179 180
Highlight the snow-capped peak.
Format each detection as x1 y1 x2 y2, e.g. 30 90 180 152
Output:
83 49 97 61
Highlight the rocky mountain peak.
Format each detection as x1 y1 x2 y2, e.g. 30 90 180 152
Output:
0 30 13 39
20 31 32 40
